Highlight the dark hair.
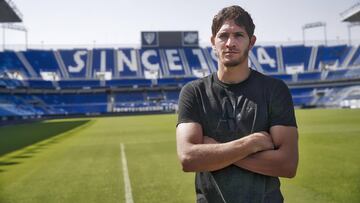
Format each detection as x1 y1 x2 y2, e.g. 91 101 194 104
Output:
211 5 255 38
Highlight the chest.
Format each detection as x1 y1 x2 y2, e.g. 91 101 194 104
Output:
198 88 270 142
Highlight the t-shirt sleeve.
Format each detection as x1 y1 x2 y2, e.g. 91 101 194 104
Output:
269 80 297 127
177 82 201 126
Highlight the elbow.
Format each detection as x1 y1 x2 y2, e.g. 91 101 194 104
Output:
177 143 200 172
182 165 193 173
280 152 298 178
282 163 298 178
284 169 296 178
178 154 196 172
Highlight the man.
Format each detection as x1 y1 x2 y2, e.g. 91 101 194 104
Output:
176 5 298 203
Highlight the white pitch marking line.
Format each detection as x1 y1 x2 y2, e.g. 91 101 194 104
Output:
121 143 134 203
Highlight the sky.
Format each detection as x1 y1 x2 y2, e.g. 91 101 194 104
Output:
2 0 360 47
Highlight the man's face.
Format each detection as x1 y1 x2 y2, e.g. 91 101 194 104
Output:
212 19 255 67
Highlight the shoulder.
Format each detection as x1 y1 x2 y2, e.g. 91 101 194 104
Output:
251 70 288 90
181 74 213 93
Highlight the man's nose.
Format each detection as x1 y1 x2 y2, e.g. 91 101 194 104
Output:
225 36 236 48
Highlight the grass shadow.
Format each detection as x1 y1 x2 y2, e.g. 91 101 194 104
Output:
0 161 19 166
0 120 91 156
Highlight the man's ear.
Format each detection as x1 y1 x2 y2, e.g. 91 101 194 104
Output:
249 35 256 49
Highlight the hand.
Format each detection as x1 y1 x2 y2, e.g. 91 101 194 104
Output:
203 136 218 144
249 131 274 153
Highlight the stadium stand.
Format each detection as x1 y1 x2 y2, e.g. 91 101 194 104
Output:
0 51 31 79
251 46 279 73
0 45 360 119
314 45 350 69
1 44 360 120
282 45 312 72
349 46 360 66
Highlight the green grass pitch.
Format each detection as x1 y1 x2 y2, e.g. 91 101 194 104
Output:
0 109 359 202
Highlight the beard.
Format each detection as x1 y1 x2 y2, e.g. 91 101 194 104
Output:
223 49 250 68
222 48 250 68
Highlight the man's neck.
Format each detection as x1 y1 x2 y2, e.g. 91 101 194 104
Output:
217 64 251 84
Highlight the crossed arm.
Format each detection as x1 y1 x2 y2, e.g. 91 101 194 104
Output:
176 122 298 178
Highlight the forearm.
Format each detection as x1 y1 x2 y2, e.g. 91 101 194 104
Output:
177 123 274 173
180 138 256 172
234 148 298 178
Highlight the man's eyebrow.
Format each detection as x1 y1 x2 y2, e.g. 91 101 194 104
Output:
217 31 229 35
218 31 245 36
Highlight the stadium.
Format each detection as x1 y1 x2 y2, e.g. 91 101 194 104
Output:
1 0 360 202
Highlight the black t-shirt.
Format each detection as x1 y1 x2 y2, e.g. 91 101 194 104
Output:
177 69 297 203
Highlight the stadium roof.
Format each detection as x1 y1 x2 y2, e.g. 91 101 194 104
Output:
341 2 360 22
0 0 23 23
